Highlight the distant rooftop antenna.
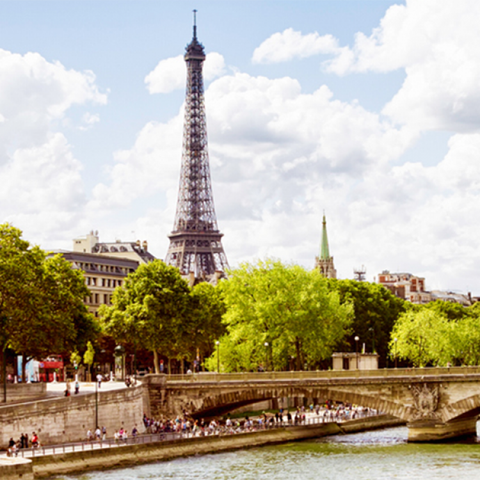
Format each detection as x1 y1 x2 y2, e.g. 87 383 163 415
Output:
354 265 367 282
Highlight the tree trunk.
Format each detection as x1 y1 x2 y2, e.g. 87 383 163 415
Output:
168 358 171 375
295 339 301 371
153 351 160 374
181 358 184 374
22 353 26 382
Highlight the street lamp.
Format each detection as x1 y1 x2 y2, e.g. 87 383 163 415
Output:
354 336 360 370
95 377 98 430
394 338 398 369
264 342 269 372
216 341 220 373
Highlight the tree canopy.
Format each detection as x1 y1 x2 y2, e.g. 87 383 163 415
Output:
327 279 406 366
99 260 225 373
205 259 353 372
390 300 480 367
0 224 99 370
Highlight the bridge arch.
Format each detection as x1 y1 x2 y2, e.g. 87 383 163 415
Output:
182 385 409 421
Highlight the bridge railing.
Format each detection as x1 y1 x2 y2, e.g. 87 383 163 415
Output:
166 365 480 383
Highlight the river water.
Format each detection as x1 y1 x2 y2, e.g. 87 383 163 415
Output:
53 427 480 480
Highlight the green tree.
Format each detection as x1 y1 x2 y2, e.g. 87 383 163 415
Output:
328 279 406 367
183 282 226 369
206 259 353 372
0 224 99 379
390 309 451 367
83 341 95 380
99 260 191 374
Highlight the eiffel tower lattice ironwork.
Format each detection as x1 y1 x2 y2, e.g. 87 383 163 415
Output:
165 12 229 278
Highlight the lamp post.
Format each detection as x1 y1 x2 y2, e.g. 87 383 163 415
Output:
216 341 220 373
95 376 98 429
394 338 398 369
354 336 360 370
264 342 269 372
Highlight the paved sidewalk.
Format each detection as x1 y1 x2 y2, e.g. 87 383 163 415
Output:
46 380 137 397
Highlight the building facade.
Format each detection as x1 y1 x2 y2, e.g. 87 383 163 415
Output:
73 231 155 264
56 251 139 316
377 271 431 304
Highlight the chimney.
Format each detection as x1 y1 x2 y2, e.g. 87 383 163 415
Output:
142 240 148 251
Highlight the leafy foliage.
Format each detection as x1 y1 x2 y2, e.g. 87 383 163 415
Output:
99 260 225 373
206 259 353 372
390 301 480 367
0 224 98 366
327 279 406 366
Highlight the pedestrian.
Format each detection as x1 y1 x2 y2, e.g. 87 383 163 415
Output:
96 373 102 388
7 438 15 457
75 381 80 394
95 426 101 441
87 429 93 442
132 425 138 439
102 425 107 440
31 432 39 448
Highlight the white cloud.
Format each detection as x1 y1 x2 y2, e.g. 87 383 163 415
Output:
93 71 416 264
324 0 480 131
145 52 226 94
0 48 106 244
252 28 340 64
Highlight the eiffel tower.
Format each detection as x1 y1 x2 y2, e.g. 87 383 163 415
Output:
165 12 229 280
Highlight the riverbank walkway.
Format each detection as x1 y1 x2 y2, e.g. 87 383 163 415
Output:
2 409 380 459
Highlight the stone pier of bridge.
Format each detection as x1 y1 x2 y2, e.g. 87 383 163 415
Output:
143 367 480 442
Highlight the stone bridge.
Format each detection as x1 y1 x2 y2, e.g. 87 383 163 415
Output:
143 367 480 442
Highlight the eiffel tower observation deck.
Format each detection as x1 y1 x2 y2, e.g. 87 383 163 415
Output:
165 12 229 281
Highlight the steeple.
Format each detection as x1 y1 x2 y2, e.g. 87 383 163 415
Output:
320 214 330 260
165 11 229 282
315 213 337 279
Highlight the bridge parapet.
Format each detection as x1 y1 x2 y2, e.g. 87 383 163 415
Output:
165 366 480 383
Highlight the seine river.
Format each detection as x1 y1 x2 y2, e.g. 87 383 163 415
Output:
54 427 480 480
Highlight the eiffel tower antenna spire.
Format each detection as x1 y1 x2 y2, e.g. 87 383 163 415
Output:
193 9 197 40
165 13 229 280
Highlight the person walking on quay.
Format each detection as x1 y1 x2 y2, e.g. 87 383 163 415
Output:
87 429 93 442
7 438 16 456
75 380 80 394
102 425 107 440
96 373 102 388
31 432 39 448
95 426 101 441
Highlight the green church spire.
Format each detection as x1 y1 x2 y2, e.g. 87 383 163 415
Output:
320 214 330 260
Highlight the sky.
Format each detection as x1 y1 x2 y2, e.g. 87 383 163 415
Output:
1 0 479 294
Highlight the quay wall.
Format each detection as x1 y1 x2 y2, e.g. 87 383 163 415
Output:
0 457 34 480
30 415 405 479
0 384 147 448
0 383 47 404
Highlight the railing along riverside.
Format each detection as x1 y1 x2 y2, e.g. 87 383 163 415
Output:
165 366 480 383
11 410 380 459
